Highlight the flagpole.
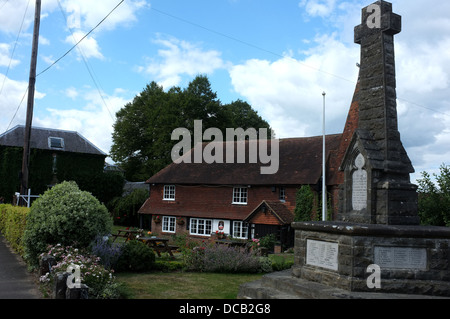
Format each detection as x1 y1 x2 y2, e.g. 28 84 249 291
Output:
322 91 327 221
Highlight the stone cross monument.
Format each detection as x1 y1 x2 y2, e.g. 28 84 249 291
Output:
286 1 450 298
240 1 450 299
338 0 420 225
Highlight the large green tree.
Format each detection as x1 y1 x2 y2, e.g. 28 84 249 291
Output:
110 75 272 181
417 164 450 227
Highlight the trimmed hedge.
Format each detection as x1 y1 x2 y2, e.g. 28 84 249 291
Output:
0 204 29 256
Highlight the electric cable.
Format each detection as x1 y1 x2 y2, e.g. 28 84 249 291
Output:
36 0 124 77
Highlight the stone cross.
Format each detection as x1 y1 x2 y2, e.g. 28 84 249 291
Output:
354 1 410 174
338 1 419 225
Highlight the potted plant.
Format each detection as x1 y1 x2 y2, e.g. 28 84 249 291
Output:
153 215 161 223
176 217 185 225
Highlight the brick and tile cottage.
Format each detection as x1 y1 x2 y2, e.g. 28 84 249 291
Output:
138 81 360 248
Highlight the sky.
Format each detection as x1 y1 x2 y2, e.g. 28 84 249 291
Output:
0 0 449 183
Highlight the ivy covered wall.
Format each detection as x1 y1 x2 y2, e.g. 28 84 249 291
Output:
0 145 124 204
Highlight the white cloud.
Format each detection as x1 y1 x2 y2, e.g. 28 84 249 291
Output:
65 87 79 99
0 43 20 68
141 36 227 89
61 0 147 32
230 34 359 138
65 31 104 60
299 0 337 18
35 88 130 155
0 74 45 132
231 0 450 183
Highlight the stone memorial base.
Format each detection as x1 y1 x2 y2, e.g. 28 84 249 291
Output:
291 221 450 297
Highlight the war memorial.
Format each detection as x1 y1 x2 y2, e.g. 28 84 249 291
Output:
239 1 450 299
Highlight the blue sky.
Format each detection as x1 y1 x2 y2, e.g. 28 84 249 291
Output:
1 0 449 183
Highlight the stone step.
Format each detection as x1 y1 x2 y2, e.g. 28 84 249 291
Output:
238 269 449 299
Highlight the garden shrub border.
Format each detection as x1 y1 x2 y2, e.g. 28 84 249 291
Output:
0 204 29 256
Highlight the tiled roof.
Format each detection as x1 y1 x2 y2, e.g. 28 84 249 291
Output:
0 125 106 156
244 200 295 224
147 134 342 186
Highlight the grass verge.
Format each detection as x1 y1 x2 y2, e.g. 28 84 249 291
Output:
115 271 264 299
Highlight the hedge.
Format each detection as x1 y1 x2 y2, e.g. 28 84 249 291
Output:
0 204 30 256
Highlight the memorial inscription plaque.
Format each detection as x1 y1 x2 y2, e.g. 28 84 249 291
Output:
352 153 367 211
306 239 339 271
374 246 427 270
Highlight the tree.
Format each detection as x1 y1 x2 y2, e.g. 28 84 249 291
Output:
294 185 315 222
417 164 450 227
110 75 272 181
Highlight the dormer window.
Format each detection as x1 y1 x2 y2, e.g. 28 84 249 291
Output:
48 137 64 149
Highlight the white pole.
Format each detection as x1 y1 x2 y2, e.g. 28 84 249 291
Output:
322 92 327 221
27 188 31 208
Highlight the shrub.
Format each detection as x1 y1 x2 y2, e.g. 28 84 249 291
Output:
185 244 263 273
90 235 123 270
259 234 276 251
0 204 29 256
294 185 315 221
39 244 121 299
115 240 155 272
23 181 113 265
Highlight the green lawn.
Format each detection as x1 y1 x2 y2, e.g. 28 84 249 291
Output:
110 225 293 299
115 271 264 299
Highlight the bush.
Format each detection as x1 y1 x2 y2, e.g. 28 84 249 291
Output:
39 244 122 299
23 181 113 265
0 204 29 256
115 240 155 272
109 188 148 226
185 244 263 273
259 234 276 251
90 236 123 270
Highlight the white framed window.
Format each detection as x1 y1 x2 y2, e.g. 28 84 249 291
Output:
232 187 248 204
48 137 64 149
163 185 176 201
162 216 176 233
190 218 212 236
233 221 248 239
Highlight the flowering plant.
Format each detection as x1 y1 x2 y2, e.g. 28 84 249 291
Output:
153 215 161 223
215 230 226 239
39 244 120 299
176 217 185 225
250 238 260 250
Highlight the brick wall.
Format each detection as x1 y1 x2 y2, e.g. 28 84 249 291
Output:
143 184 299 221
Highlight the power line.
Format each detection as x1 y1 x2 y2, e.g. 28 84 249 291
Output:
0 0 31 98
150 6 449 118
55 0 115 121
36 0 125 77
6 87 28 132
4 0 121 130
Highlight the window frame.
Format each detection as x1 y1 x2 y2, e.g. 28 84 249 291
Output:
232 221 248 239
162 216 176 233
163 185 176 201
189 218 212 236
279 186 286 202
48 137 64 149
232 187 248 205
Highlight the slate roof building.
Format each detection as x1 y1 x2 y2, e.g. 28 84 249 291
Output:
0 125 106 202
0 125 106 156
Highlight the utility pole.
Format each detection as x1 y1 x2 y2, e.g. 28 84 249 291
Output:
20 0 41 199
322 91 327 221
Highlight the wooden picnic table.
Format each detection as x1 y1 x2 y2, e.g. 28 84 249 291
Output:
111 229 143 242
139 237 178 257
